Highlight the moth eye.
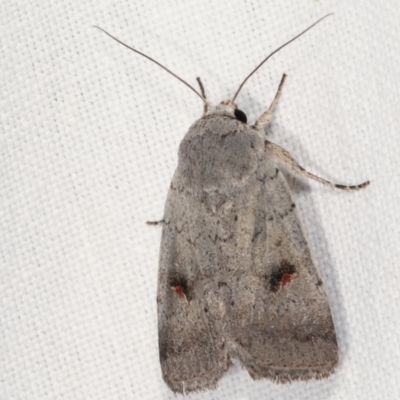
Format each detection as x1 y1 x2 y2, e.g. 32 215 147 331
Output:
234 108 247 124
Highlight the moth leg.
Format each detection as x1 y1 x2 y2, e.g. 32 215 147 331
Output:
253 73 287 130
146 219 164 226
196 77 209 115
266 141 370 190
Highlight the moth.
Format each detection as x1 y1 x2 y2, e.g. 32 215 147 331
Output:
96 14 369 394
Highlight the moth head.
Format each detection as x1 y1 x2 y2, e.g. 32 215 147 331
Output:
210 100 247 124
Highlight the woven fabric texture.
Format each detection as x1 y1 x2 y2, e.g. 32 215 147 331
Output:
1 1 399 399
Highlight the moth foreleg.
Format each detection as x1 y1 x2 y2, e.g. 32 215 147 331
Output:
146 219 164 226
265 141 370 190
253 73 287 130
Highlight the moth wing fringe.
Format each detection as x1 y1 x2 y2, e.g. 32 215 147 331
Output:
164 359 233 394
245 365 337 383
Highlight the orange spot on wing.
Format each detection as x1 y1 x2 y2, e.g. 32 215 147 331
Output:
171 285 186 298
280 273 295 288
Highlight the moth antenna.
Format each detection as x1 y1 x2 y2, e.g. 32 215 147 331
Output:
231 13 333 102
94 26 209 106
196 77 209 115
196 77 207 99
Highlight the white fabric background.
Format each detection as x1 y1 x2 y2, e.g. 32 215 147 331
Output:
1 1 399 399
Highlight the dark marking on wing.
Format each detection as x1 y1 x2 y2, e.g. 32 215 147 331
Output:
269 261 297 292
169 273 191 300
278 202 297 218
